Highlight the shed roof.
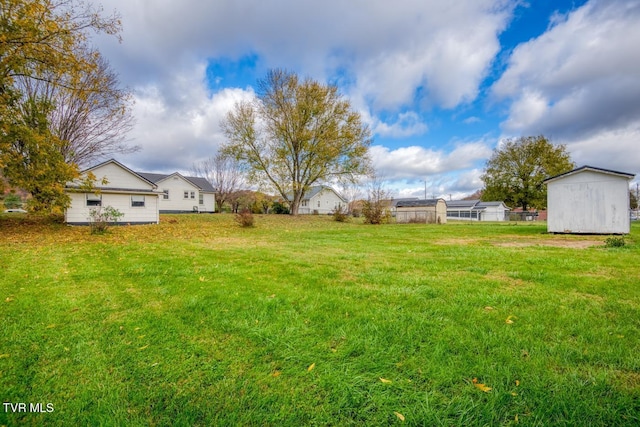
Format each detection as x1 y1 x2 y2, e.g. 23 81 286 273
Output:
395 198 445 208
544 165 635 184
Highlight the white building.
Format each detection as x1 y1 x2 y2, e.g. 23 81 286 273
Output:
293 186 346 214
544 165 635 234
65 159 161 225
138 172 215 213
447 200 510 221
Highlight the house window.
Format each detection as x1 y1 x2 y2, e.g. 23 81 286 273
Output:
318 200 321 208
184 191 189 199
131 195 145 207
199 192 204 205
86 194 102 206
162 189 169 200
190 191 195 199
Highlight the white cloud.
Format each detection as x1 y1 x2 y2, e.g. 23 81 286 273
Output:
369 141 492 180
493 0 640 175
372 112 428 138
120 65 255 173
97 0 512 112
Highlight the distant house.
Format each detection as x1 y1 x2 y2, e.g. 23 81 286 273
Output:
544 165 635 234
138 172 215 213
291 185 346 214
447 200 510 221
65 159 160 225
395 199 447 224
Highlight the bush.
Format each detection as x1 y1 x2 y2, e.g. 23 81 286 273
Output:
88 205 124 234
362 200 391 225
3 193 23 209
235 209 255 227
332 205 349 222
604 236 625 248
271 201 290 215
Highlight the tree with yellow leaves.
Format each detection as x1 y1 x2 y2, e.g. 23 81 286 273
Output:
0 0 124 212
222 69 372 215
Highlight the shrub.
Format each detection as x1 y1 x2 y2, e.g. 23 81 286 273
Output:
362 200 391 225
3 193 23 209
604 236 625 248
88 205 124 234
271 201 290 215
332 205 349 222
235 209 255 227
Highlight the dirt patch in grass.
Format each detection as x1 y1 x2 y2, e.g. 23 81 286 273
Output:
493 238 603 249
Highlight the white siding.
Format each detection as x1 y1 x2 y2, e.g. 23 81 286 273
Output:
156 175 215 212
90 162 155 191
481 206 509 221
547 170 630 234
65 192 159 224
304 189 345 214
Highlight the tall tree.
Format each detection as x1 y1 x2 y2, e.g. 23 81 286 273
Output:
221 69 372 215
191 151 245 212
481 135 574 211
0 0 121 211
16 54 137 167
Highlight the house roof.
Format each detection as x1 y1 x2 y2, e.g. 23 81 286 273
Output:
395 198 445 208
447 199 510 211
137 172 216 193
544 165 635 183
287 185 346 202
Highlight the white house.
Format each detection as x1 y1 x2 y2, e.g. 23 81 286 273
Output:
65 159 161 225
395 199 447 224
138 172 215 213
293 186 346 214
447 200 510 221
544 165 635 234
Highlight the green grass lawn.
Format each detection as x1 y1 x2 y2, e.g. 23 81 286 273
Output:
1 214 639 426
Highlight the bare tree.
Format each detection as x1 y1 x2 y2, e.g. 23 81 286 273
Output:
16 53 137 167
191 151 245 212
338 180 365 215
361 173 392 224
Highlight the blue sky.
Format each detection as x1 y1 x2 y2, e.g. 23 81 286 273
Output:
94 0 639 199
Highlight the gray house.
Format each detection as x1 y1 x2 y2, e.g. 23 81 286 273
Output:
447 200 510 221
544 165 635 234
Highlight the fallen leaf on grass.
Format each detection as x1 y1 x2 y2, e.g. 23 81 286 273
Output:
394 411 405 421
307 363 315 372
505 315 516 324
46 324 56 329
138 345 149 351
0 354 10 359
5 297 14 302
380 377 392 384
472 378 492 392
272 370 282 377
515 380 520 386
199 276 206 282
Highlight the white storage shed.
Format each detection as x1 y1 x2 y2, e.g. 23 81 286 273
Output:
544 165 635 234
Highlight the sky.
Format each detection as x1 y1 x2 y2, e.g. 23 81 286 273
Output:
91 0 640 199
